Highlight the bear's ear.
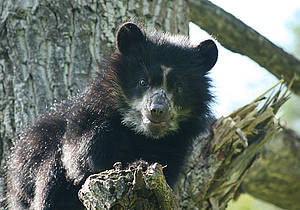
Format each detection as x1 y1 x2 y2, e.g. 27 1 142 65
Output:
195 39 218 71
116 22 145 56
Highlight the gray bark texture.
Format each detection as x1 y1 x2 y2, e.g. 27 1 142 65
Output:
0 0 189 208
0 0 189 169
0 0 299 210
78 163 177 209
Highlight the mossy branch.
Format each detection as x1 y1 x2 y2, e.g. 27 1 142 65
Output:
78 163 177 210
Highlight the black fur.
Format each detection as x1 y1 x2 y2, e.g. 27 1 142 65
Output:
6 22 218 209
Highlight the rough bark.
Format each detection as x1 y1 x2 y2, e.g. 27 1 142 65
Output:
0 0 189 208
189 0 300 96
0 0 189 170
78 163 177 209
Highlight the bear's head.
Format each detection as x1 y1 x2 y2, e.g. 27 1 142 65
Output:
113 22 218 139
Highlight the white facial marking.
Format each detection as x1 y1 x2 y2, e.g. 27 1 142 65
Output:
119 65 187 138
161 65 172 90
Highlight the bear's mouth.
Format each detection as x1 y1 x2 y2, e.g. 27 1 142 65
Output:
142 113 167 126
141 113 169 139
136 110 178 139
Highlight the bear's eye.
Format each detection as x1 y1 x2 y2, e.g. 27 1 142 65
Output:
177 87 183 94
139 79 147 87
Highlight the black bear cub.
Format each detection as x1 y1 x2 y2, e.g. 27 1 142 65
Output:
6 22 218 209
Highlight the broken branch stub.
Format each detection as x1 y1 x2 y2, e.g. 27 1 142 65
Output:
174 80 289 209
78 163 176 210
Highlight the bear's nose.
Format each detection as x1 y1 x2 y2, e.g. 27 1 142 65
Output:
149 90 169 122
150 104 167 119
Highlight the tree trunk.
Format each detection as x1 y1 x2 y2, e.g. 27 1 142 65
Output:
0 0 189 208
0 0 189 169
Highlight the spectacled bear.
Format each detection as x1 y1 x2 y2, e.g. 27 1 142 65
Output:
6 22 218 209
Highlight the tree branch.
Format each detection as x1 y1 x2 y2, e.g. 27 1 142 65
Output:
242 128 300 209
189 0 300 95
174 81 288 209
78 163 176 209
